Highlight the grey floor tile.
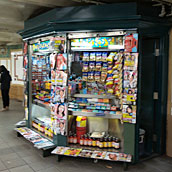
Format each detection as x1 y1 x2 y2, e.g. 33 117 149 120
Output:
0 170 9 172
0 148 14 156
22 155 44 164
2 158 26 169
11 144 32 153
37 167 60 172
0 153 20 162
0 144 9 149
28 161 54 171
0 160 7 171
9 165 34 172
16 150 36 158
56 166 80 172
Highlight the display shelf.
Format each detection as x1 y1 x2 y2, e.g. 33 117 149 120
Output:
52 145 131 163
71 48 124 52
69 110 122 119
15 127 55 157
68 143 122 153
33 100 51 110
32 128 53 142
32 80 51 83
73 94 116 99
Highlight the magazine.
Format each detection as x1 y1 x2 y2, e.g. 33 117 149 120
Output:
104 152 119 161
91 151 107 159
64 148 82 157
51 147 69 155
79 150 93 158
34 141 54 149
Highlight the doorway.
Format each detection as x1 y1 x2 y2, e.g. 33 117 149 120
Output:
138 37 164 158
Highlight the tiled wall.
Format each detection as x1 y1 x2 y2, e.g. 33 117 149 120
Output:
0 46 24 101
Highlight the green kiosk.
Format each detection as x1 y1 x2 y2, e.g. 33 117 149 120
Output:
16 2 170 170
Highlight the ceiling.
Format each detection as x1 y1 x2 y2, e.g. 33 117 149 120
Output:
0 0 171 46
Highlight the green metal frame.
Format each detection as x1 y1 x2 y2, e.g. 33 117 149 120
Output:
21 2 171 163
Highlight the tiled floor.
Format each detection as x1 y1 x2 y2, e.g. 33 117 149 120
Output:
0 99 172 172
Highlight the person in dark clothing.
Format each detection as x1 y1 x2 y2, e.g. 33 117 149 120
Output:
0 65 12 111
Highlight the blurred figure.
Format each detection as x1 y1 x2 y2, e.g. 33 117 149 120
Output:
0 65 12 111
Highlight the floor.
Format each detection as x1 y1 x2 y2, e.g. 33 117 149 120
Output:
0 99 172 172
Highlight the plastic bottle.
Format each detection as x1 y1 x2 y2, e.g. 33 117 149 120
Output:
69 134 74 144
92 138 96 147
99 138 104 148
84 135 88 146
73 134 77 144
96 138 100 147
108 137 112 148
88 137 92 146
103 137 108 148
80 135 84 145
112 137 116 148
115 138 120 149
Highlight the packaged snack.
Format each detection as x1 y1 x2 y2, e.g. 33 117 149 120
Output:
88 71 94 82
96 52 102 61
106 80 113 87
82 72 88 81
82 62 89 72
113 52 118 61
102 62 108 71
107 64 113 70
107 52 115 64
90 52 96 61
96 62 102 71
102 52 108 62
89 61 95 71
95 71 101 82
107 88 114 94
101 72 107 83
113 64 122 70
107 70 113 74
113 74 119 79
112 69 119 75
106 74 113 82
83 52 89 61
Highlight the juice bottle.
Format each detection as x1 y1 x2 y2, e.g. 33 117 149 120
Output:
99 138 104 148
108 137 112 148
112 137 116 148
96 138 100 147
92 138 96 147
80 135 84 145
73 134 77 144
115 138 120 149
103 137 108 148
69 134 74 144
88 137 92 146
84 135 88 146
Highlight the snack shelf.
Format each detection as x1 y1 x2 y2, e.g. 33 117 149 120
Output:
69 110 122 119
73 94 116 99
33 100 51 110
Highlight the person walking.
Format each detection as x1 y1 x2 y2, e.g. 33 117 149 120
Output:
0 65 12 111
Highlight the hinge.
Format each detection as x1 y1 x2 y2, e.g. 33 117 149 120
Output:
153 92 158 100
153 134 157 142
155 49 160 56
